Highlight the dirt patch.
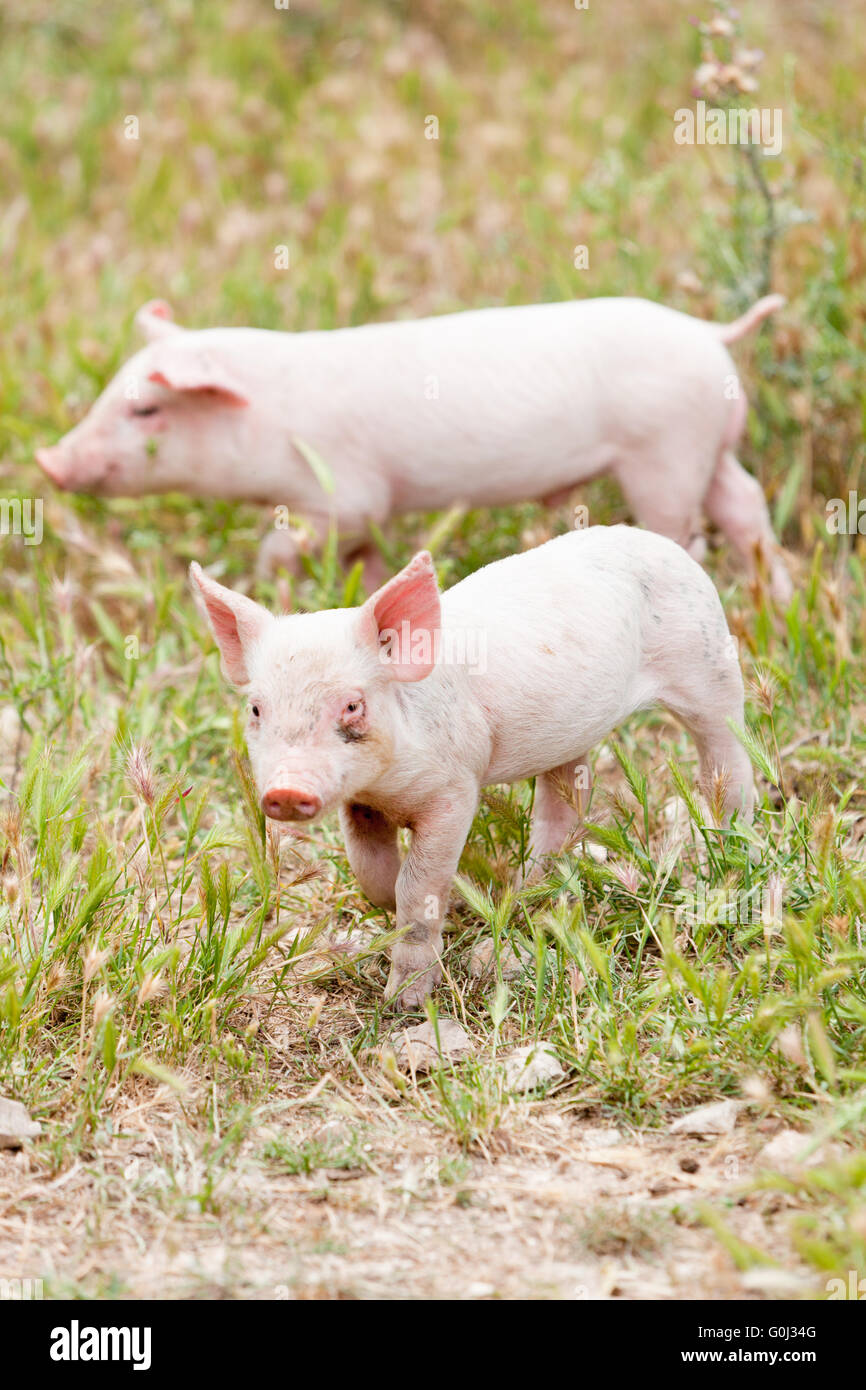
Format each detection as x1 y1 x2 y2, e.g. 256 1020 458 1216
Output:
0 1065 820 1299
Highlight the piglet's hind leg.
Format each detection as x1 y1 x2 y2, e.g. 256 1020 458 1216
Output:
661 685 754 825
519 758 591 886
705 451 792 604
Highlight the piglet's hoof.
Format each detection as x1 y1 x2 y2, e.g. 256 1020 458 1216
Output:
384 953 442 1010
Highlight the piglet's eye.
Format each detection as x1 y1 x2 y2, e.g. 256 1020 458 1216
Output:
132 404 159 418
251 704 261 718
341 698 365 722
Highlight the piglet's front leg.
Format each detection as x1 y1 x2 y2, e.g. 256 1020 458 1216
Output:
256 512 330 580
385 790 479 1010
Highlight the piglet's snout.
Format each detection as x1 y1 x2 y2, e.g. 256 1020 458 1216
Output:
36 441 110 492
35 447 69 488
261 785 322 821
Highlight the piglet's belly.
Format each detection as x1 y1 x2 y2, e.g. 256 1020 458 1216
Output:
480 692 654 788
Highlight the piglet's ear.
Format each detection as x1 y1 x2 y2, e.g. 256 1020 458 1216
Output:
148 344 249 406
189 563 273 685
135 299 181 342
359 551 441 682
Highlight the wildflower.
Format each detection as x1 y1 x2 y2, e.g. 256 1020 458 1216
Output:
735 46 764 69
694 60 722 96
718 63 743 86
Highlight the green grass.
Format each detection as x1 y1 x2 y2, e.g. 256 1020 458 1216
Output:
1 0 865 1298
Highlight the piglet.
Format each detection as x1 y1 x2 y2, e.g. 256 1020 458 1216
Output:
191 525 754 1008
38 294 791 599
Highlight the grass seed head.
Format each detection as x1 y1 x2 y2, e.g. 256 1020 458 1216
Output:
126 743 157 808
137 971 165 1006
83 944 111 984
775 1025 807 1070
92 991 116 1026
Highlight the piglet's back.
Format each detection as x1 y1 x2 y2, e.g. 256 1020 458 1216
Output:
439 525 725 687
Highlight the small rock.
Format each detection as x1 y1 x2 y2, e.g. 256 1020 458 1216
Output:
579 1126 624 1149
466 1281 495 1298
756 1127 823 1172
395 1019 471 1073
0 1097 40 1149
503 1043 564 1093
740 1268 814 1297
670 1099 741 1136
679 1155 701 1173
311 1118 355 1148
649 1177 677 1197
469 937 532 980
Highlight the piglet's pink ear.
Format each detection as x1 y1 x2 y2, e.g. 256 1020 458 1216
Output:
148 345 249 406
135 299 181 341
359 551 441 682
189 563 273 685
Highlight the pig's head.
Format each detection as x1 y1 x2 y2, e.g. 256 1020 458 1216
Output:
190 552 441 822
36 301 253 498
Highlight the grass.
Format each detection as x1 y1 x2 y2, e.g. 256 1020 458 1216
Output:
0 0 865 1299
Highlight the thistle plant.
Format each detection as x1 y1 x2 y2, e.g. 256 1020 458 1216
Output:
690 3 782 298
